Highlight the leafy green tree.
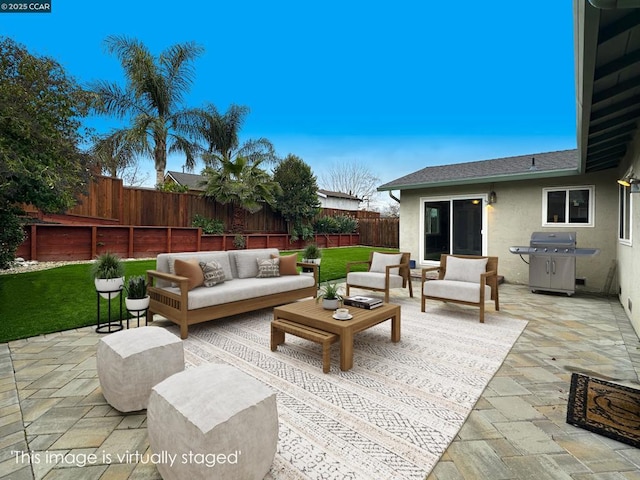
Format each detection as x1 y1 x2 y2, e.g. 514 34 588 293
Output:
90 35 204 186
202 157 282 233
0 37 92 267
273 154 320 241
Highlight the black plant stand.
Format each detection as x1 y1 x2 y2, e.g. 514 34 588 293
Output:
126 307 149 329
96 288 124 334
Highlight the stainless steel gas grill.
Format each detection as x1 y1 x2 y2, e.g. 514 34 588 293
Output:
509 232 600 296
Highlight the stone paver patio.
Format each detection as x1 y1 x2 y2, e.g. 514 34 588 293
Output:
1 283 639 479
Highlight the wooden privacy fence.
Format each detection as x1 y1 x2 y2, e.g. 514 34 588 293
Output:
61 176 287 231
15 224 361 261
57 176 379 231
17 176 398 260
358 218 399 248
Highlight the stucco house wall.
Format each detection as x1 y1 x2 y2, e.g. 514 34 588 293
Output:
399 169 618 293
616 133 640 335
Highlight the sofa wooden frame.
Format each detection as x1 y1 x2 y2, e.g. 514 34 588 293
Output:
421 254 499 323
147 262 318 339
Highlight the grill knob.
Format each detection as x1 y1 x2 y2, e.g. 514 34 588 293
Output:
544 248 548 252
554 248 558 253
565 249 569 253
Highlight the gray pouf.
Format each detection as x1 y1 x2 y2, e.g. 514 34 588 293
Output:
97 326 184 412
147 364 278 480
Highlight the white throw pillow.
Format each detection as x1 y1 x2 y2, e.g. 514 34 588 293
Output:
444 256 488 284
369 252 403 275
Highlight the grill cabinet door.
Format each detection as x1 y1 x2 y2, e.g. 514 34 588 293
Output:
529 255 550 290
549 256 576 292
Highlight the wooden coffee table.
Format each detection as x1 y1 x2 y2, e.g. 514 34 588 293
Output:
272 299 401 371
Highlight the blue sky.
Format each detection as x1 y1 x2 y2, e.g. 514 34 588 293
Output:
1 0 577 198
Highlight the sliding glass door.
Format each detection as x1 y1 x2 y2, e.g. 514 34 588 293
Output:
423 197 485 261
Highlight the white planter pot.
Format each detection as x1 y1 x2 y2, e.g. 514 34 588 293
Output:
322 298 339 310
302 258 321 265
95 277 124 299
126 295 150 313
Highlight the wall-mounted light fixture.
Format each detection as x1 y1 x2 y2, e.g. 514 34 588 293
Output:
488 190 497 204
617 167 639 187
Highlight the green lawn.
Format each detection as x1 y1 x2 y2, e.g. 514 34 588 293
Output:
0 246 397 343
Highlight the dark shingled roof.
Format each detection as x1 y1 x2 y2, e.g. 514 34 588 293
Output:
165 171 207 191
378 149 579 191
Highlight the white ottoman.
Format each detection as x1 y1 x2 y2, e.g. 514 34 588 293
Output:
147 364 278 480
97 326 184 412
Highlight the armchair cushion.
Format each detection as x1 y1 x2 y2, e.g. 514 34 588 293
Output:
369 252 403 275
346 272 404 290
424 279 492 303
444 256 488 284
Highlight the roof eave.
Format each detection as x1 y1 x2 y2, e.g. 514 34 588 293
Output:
377 168 580 192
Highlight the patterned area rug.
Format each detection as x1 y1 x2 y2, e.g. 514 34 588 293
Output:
566 373 640 448
177 297 528 480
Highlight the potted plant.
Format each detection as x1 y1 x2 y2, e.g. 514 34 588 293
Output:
302 243 321 264
124 275 149 313
91 252 125 299
317 281 342 310
301 243 321 276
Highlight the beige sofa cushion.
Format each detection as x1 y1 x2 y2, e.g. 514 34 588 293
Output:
163 275 316 310
231 249 280 278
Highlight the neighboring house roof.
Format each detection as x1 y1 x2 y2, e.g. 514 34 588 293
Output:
317 189 361 201
165 171 206 191
378 149 579 191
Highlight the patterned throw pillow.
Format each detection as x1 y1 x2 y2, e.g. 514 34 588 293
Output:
199 260 226 287
256 258 280 278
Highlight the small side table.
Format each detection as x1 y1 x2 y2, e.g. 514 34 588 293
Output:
126 308 149 329
96 288 123 334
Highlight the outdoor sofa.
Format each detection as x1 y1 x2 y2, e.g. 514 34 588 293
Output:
147 248 318 339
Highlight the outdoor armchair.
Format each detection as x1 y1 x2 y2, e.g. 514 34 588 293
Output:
421 254 499 323
346 251 413 303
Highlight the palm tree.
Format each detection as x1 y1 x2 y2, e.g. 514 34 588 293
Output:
90 35 204 186
199 103 279 168
198 103 281 232
202 156 282 233
90 129 137 178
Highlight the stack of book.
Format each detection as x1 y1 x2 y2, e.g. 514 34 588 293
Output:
343 296 383 309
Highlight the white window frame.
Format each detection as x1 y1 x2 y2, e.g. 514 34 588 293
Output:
618 183 632 246
542 185 595 228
